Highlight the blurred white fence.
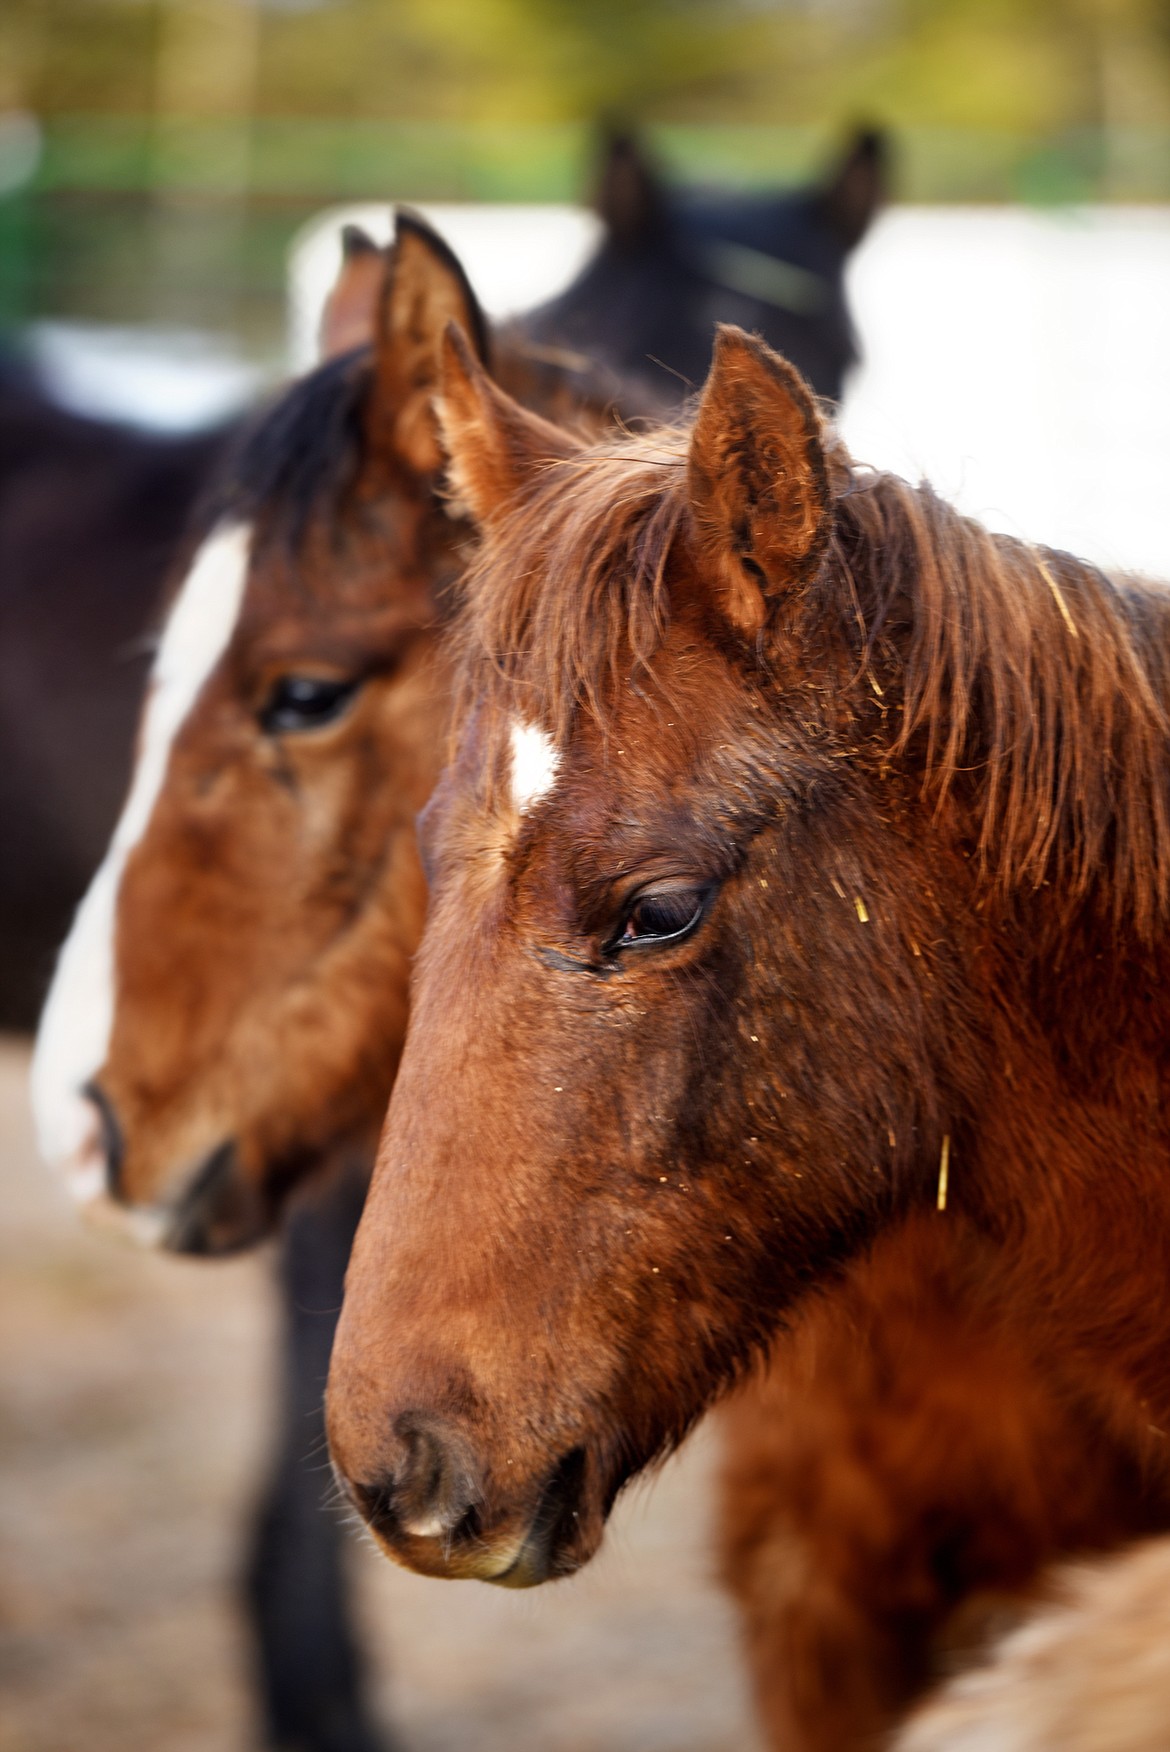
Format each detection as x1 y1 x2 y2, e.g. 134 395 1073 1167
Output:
841 207 1170 581
28 320 265 432
287 202 602 370
31 203 1170 581
295 202 1170 580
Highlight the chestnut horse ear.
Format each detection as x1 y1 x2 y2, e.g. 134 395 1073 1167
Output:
437 322 581 526
368 208 492 475
317 225 384 361
687 326 831 640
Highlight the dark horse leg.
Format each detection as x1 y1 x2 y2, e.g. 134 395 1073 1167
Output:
244 1155 394 1752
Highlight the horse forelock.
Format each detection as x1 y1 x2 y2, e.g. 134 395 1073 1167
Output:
453 430 690 757
454 420 1170 936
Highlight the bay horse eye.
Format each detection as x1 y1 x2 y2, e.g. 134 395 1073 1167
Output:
259 675 359 735
616 887 710 952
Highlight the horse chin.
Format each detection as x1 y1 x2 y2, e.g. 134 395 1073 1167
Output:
60 1139 269 1255
365 1523 562 1588
73 1188 173 1251
482 1445 603 1589
485 1504 603 1590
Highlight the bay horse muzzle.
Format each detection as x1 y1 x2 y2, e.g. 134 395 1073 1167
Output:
336 1413 593 1588
71 1084 268 1255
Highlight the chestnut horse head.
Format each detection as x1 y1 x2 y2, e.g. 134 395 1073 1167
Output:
327 324 1170 1588
31 211 607 1255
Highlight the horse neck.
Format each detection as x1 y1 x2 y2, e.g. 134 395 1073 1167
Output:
834 484 1170 1402
958 910 1170 1423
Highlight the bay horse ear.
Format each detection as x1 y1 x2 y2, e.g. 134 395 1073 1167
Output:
317 225 385 361
437 322 581 526
368 208 492 475
687 325 831 640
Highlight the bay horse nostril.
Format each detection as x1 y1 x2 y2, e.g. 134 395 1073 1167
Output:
82 1080 124 1198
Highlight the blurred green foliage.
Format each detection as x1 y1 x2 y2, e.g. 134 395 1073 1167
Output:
4 0 1168 133
0 0 1167 332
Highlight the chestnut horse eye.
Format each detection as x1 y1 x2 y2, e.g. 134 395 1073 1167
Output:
259 675 359 735
616 887 710 952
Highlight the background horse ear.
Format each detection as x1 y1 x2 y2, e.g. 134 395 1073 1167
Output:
817 125 891 251
687 325 831 639
437 323 580 526
368 208 493 475
592 121 668 249
317 225 384 362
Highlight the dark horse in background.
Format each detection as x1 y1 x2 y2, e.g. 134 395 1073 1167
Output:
6 124 886 1752
528 122 886 406
0 354 224 1027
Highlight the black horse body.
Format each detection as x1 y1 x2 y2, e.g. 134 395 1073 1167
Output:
525 127 885 407
0 365 224 1024
3 128 885 1751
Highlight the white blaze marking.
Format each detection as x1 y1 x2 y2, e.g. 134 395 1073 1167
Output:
509 718 560 815
30 522 252 1203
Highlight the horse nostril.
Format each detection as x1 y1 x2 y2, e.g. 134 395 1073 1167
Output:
350 1414 482 1542
82 1081 124 1198
394 1412 482 1538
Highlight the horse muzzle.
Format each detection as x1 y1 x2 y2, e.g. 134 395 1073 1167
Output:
49 1084 269 1255
334 1413 599 1588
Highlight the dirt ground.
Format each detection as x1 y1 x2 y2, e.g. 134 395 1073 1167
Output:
0 1037 762 1752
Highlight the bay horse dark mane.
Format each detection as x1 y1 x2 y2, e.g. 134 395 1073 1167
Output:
207 328 608 579
455 413 1170 937
206 347 372 550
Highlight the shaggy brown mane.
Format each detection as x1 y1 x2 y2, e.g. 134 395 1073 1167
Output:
457 418 1170 934
833 462 1170 934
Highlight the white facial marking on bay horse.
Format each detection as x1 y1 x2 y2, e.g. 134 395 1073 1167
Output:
30 522 252 1206
509 718 560 816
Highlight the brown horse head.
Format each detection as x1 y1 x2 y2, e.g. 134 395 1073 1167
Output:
327 324 1170 1587
30 212 603 1256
